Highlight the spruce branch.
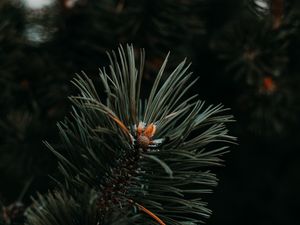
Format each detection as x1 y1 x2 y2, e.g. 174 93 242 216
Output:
26 44 235 225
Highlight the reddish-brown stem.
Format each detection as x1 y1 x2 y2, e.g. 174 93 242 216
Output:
129 200 166 225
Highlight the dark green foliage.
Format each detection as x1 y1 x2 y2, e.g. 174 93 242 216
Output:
0 0 71 203
211 14 291 85
209 4 300 136
235 73 300 136
26 189 122 225
26 188 134 225
122 0 205 59
26 45 234 225
0 0 207 206
61 0 205 72
1 0 299 224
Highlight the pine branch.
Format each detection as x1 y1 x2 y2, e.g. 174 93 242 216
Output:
211 4 300 136
26 44 235 225
26 189 128 225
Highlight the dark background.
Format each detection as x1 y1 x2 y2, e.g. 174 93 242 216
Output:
0 0 299 225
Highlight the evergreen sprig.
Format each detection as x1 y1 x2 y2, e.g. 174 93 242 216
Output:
210 14 291 85
210 5 300 136
26 45 235 225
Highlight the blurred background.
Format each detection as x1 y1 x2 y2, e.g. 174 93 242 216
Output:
0 0 299 225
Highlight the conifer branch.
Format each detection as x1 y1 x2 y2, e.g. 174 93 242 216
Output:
26 44 235 225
